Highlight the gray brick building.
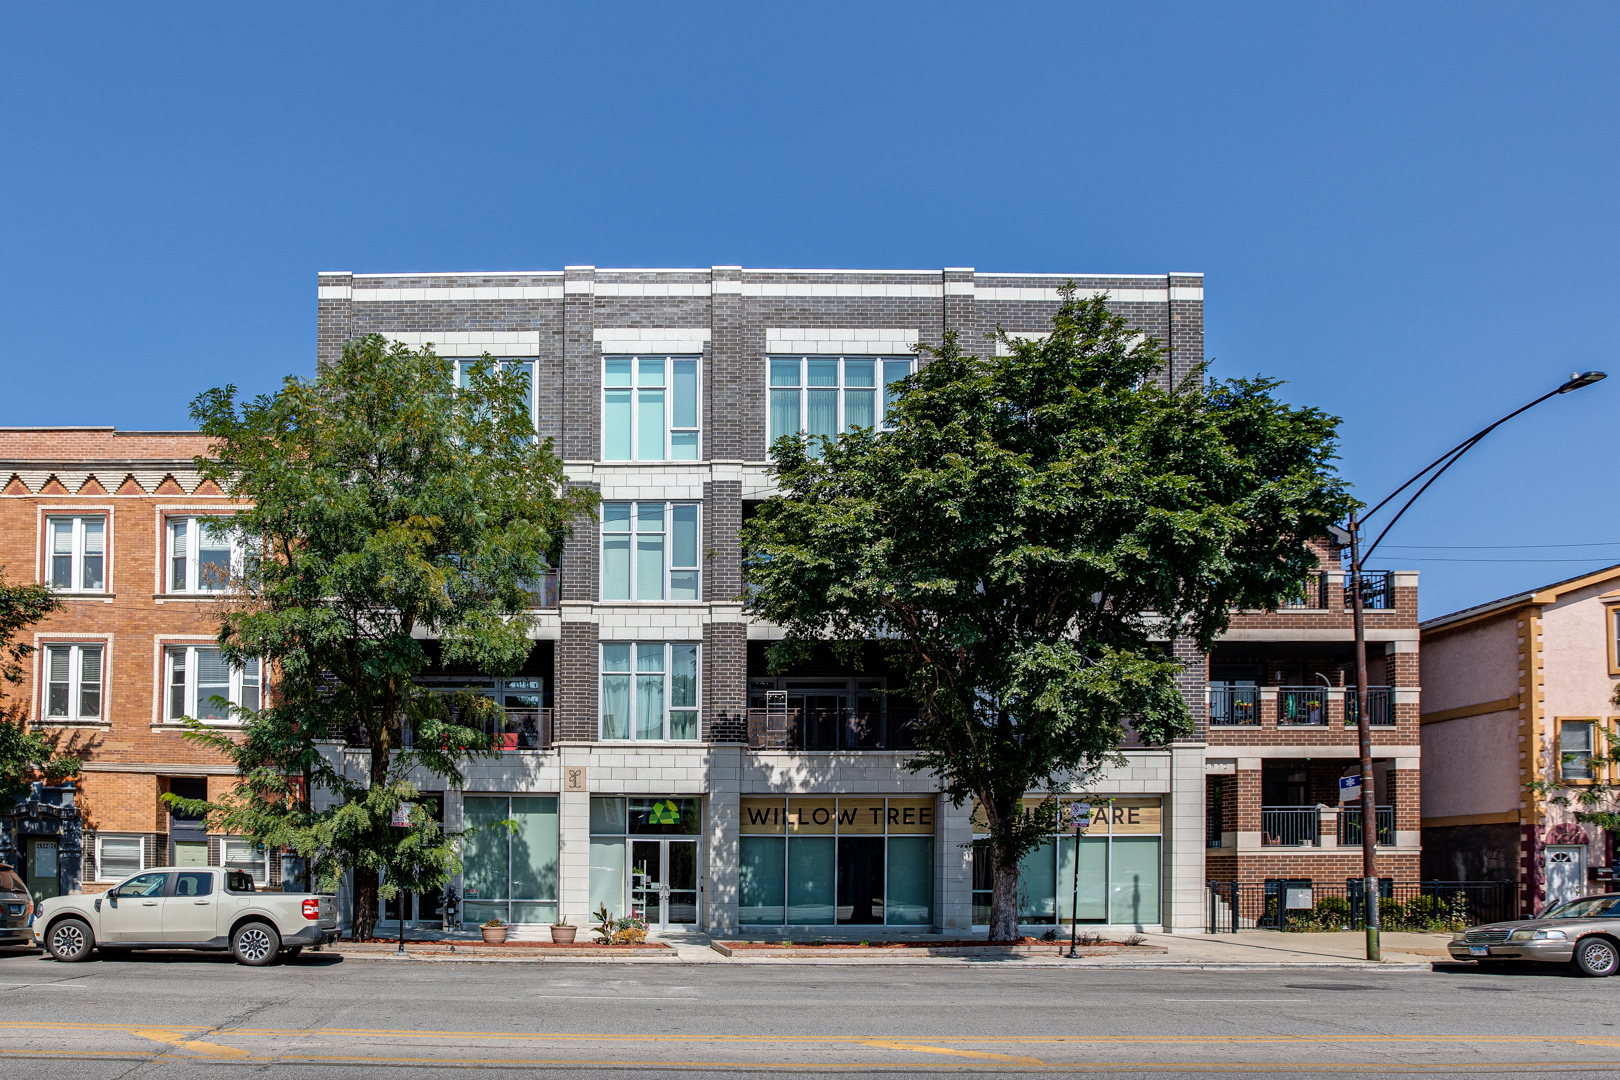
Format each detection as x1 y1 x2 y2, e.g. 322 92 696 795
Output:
315 266 1212 935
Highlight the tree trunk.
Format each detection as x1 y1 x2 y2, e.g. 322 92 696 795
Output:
988 840 1021 942
352 866 379 942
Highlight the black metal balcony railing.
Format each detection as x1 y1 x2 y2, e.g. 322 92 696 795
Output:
1344 686 1396 727
747 706 923 751
1279 571 1329 610
1260 806 1319 846
1345 570 1394 610
344 707 553 751
523 569 560 609
1276 687 1328 726
1338 805 1396 846
1208 686 1260 727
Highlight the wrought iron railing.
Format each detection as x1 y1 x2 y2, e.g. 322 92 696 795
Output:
1260 806 1319 846
1279 571 1329 609
1345 570 1394 610
345 707 552 751
1276 687 1329 726
1207 879 1515 933
1208 686 1260 726
1344 686 1395 727
747 706 924 751
1338 804 1396 846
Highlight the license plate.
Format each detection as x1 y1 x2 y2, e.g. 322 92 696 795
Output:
1469 945 1490 957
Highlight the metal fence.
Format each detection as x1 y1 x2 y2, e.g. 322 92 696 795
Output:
1277 687 1329 725
1338 805 1395 846
746 706 923 751
1209 686 1261 726
1207 879 1516 933
1280 571 1329 609
1346 570 1395 610
1344 686 1395 727
1259 806 1320 846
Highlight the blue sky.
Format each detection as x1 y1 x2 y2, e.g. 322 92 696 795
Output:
3 2 1616 619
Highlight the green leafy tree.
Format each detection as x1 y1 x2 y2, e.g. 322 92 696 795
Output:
741 289 1352 939
0 572 79 800
173 336 596 940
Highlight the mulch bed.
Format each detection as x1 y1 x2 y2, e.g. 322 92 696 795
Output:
345 938 670 949
720 937 1140 949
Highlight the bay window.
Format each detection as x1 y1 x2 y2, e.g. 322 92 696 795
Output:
600 642 699 741
48 516 105 592
166 646 261 722
168 516 238 593
44 643 103 721
768 356 914 445
601 501 700 601
603 355 700 461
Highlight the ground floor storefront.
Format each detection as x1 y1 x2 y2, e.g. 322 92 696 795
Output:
348 742 1209 935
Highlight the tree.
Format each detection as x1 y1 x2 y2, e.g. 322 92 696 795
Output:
740 289 1353 940
0 572 79 801
177 336 596 940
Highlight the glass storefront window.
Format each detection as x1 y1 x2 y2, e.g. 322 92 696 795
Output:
738 796 935 927
971 796 1163 927
461 795 558 926
590 796 701 928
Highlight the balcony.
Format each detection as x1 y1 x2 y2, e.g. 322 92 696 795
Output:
344 707 553 751
524 569 560 609
1338 805 1395 846
1260 806 1319 846
1279 570 1329 610
747 706 922 751
1209 685 1397 728
1276 687 1329 726
1345 570 1393 610
1209 686 1260 727
1344 686 1395 727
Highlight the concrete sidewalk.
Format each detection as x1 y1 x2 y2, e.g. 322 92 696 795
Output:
330 928 1453 968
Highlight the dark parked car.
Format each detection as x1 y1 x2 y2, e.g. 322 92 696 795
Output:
0 864 34 946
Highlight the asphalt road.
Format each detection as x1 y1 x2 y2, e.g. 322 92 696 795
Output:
2 945 1620 1078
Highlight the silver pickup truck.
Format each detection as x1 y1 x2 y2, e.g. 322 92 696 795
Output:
34 866 339 965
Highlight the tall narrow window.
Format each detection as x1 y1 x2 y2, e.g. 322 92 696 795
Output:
165 645 262 722
599 642 701 741
168 517 238 593
600 502 700 601
766 356 916 448
44 643 102 721
46 516 106 592
602 355 701 461
1561 720 1597 781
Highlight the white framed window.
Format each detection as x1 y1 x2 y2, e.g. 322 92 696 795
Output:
96 834 144 880
167 516 239 593
47 516 106 593
601 501 700 601
768 355 914 446
453 358 537 429
44 643 103 721
603 355 700 461
166 646 261 722
1560 719 1597 782
223 838 269 885
600 642 699 741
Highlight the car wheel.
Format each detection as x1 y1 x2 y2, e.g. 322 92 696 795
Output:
1572 936 1620 977
46 918 93 963
232 921 280 967
281 946 302 960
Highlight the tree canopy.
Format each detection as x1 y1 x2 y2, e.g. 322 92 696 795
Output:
0 572 79 802
740 289 1354 938
178 336 595 939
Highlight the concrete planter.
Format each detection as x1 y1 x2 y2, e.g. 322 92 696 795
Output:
481 926 509 944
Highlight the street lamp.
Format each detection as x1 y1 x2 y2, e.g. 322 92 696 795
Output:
1337 371 1606 962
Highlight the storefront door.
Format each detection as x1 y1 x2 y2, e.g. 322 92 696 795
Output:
630 839 698 929
26 839 59 903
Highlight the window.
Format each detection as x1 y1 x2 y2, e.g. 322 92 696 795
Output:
1610 607 1620 675
600 642 699 741
601 502 700 601
603 355 700 461
166 646 261 721
223 838 268 886
461 795 558 926
173 871 212 897
168 516 238 593
96 835 143 880
768 356 914 447
453 358 536 428
47 516 105 592
1560 720 1597 782
44 643 102 721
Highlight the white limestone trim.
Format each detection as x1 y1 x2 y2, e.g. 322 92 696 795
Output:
742 283 942 298
766 328 919 355
383 331 541 357
318 285 351 300
594 327 711 355
975 286 1201 303
595 282 712 297
352 285 563 302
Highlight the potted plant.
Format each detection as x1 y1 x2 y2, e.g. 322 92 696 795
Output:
480 917 508 944
549 916 577 944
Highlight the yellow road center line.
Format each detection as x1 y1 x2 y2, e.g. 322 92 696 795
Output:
862 1039 1044 1065
127 1028 251 1059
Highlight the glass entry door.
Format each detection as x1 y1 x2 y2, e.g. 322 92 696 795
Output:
629 838 698 929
